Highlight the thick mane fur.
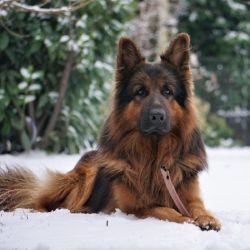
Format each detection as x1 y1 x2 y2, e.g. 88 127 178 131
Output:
97 88 207 211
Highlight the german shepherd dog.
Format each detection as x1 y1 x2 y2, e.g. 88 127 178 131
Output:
0 33 221 231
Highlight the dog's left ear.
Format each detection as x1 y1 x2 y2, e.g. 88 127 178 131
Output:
161 33 190 69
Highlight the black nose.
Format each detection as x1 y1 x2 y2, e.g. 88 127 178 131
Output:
139 107 170 135
149 108 166 124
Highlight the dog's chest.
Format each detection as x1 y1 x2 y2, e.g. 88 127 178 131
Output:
122 165 174 208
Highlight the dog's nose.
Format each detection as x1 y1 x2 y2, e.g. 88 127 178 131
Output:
149 108 166 124
139 107 170 135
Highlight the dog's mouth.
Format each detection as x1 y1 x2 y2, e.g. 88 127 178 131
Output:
140 127 170 136
139 120 171 136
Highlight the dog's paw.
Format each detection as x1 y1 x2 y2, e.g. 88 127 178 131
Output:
194 215 221 231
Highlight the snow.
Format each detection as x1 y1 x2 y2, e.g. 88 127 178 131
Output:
0 148 250 250
227 0 246 11
224 31 249 41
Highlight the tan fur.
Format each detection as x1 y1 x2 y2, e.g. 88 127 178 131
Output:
33 155 98 213
0 167 38 210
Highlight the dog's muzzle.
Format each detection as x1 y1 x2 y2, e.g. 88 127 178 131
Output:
139 107 170 135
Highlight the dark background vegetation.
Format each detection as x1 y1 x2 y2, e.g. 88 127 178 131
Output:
0 0 249 153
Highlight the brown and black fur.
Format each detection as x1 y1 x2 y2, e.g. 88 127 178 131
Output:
0 33 221 231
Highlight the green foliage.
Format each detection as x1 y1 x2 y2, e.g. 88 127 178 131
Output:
178 0 250 146
204 114 234 147
0 0 136 153
195 97 234 147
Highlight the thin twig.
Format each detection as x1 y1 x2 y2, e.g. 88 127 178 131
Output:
0 19 30 38
38 0 50 7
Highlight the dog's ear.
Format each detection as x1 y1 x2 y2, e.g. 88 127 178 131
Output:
116 37 144 75
161 33 190 69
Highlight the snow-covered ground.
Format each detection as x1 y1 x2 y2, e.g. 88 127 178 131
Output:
0 148 249 250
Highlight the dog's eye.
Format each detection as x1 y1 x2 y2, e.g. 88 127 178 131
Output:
135 88 147 97
162 88 172 97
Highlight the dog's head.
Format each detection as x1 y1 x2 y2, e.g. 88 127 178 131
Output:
113 33 193 137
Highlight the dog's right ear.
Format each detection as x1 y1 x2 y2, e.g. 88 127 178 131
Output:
161 33 190 69
116 37 144 76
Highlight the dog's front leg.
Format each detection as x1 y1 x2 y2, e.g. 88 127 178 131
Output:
135 207 192 224
179 177 221 231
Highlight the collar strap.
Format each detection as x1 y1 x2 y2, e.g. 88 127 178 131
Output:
160 166 191 217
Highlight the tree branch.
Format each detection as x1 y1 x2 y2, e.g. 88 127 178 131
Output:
42 49 77 147
0 0 92 15
0 0 15 8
